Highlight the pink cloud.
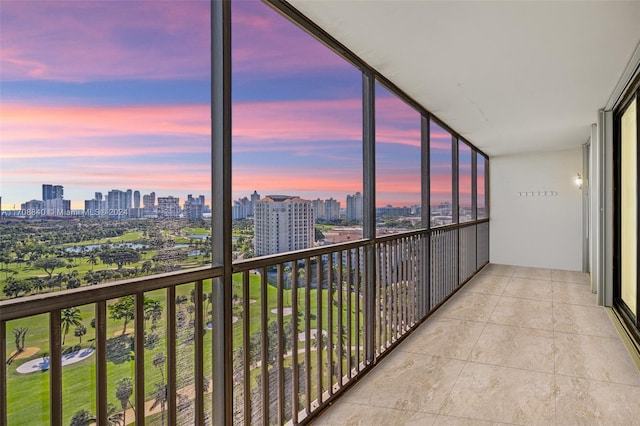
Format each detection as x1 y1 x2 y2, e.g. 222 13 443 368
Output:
2 103 210 159
1 1 210 82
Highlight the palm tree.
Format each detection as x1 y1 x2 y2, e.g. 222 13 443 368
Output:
74 324 87 345
150 383 167 425
61 307 82 346
115 377 134 425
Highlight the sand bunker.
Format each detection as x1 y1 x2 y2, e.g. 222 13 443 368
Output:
16 348 95 374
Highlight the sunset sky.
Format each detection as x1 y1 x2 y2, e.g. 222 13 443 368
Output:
1 0 468 211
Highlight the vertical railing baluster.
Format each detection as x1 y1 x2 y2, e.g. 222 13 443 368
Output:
277 264 285 426
50 309 62 426
291 262 299 424
95 301 107 425
0 320 6 426
134 292 145 426
260 266 269 424
195 280 204 425
304 257 311 416
355 248 361 370
376 244 382 353
346 249 352 376
242 272 251 423
167 286 177 425
0 319 5 426
316 255 323 405
327 253 334 395
337 251 344 385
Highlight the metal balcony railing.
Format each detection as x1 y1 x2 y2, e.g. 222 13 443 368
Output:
0 219 489 426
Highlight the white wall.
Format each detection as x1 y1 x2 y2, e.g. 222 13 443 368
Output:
490 148 583 270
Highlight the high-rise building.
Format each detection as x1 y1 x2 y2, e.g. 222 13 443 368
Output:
312 198 325 220
42 184 63 201
233 191 260 220
324 198 340 220
250 191 260 215
143 192 156 217
254 195 314 256
133 191 141 209
184 194 205 220
107 189 128 219
20 200 45 218
346 191 363 221
157 196 180 219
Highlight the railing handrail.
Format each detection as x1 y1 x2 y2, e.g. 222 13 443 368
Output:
0 218 490 321
0 266 221 321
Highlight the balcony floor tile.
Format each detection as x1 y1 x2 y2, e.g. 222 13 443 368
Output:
315 402 438 426
400 317 486 360
461 274 510 296
437 292 500 323
488 296 554 331
439 362 556 425
313 265 640 425
469 323 555 373
340 350 465 414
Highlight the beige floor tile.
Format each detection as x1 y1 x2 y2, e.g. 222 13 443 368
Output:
512 266 552 281
433 415 509 425
556 375 640 425
551 269 590 285
313 402 437 426
553 303 618 338
440 363 556 425
502 277 553 301
489 296 554 331
555 332 640 386
469 323 555 373
478 264 515 277
462 274 510 296
437 292 500 323
342 350 465 413
551 282 597 307
399 317 485 360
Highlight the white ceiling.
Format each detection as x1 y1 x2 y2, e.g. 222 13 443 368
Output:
287 0 640 157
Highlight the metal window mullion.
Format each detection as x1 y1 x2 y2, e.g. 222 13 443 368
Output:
363 70 376 365
134 292 145 426
167 286 177 426
95 301 107 425
212 0 232 423
453 137 459 224
50 309 62 426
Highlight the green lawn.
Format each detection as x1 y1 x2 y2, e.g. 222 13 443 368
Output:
5 272 364 425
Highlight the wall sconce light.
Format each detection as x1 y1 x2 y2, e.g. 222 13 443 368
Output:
574 173 583 190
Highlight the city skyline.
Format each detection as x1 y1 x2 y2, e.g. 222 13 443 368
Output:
1 1 479 211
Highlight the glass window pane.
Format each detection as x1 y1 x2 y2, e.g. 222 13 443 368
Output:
477 155 487 219
232 1 363 257
375 83 422 234
621 97 637 315
0 1 212 299
430 121 453 226
458 142 473 223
